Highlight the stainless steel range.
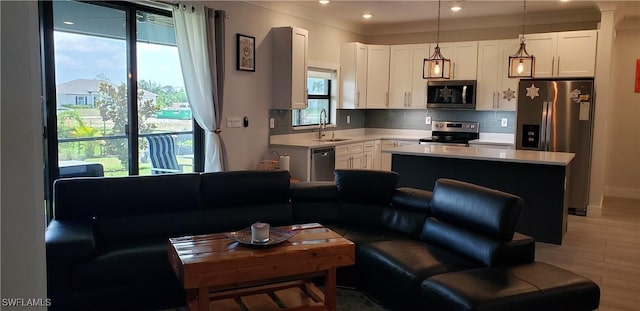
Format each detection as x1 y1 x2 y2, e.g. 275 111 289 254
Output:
419 121 479 147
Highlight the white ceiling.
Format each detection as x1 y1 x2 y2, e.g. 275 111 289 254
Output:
249 1 640 34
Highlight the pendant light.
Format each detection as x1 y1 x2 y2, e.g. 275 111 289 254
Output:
423 0 451 80
508 0 535 78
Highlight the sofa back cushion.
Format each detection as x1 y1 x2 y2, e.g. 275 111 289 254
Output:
383 187 433 238
200 170 293 232
290 182 340 224
334 169 399 227
420 217 503 266
429 178 523 241
53 173 205 243
335 169 399 203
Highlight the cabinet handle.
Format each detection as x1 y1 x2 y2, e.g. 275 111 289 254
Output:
551 57 555 77
557 56 561 76
386 92 389 107
356 91 360 107
404 92 407 107
408 92 412 108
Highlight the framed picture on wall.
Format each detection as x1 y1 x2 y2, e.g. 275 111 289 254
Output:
237 34 255 72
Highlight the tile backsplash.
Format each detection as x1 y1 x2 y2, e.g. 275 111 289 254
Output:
364 109 516 133
269 109 515 135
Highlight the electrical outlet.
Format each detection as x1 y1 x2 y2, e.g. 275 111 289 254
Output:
347 115 351 124
425 116 432 125
226 117 242 128
269 118 275 129
501 118 508 127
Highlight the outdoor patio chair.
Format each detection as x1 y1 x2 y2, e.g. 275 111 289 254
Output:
146 134 183 174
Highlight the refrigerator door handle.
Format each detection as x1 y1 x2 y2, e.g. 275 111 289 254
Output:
541 101 549 150
546 101 552 151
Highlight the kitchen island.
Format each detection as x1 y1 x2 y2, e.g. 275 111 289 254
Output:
385 145 575 244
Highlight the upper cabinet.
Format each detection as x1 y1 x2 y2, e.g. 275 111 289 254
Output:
389 44 429 109
339 30 597 110
340 42 368 109
525 30 597 78
272 27 309 109
438 41 479 80
476 39 519 111
365 45 391 109
341 43 390 109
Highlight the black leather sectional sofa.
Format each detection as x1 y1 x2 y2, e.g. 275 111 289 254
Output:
46 169 599 310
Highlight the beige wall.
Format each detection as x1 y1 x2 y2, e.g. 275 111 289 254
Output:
1 1 48 305
205 1 362 170
605 28 640 199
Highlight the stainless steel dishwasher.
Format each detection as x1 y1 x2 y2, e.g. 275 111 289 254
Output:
311 147 335 181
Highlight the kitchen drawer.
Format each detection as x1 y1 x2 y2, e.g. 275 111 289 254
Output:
336 142 364 156
363 140 375 151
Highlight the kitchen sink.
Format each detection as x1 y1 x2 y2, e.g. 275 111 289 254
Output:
315 138 351 142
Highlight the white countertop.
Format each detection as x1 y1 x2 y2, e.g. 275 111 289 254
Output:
269 129 427 148
384 144 575 166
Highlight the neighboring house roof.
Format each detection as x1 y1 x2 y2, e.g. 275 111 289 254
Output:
56 79 157 97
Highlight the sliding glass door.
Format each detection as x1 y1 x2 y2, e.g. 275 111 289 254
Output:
41 0 201 220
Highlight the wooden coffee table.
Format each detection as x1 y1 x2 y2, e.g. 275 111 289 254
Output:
169 223 355 311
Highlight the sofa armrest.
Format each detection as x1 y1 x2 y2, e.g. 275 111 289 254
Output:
493 232 536 265
45 220 96 265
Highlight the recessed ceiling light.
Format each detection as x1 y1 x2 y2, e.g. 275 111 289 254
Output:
63 21 74 25
451 5 462 12
319 0 330 5
362 13 373 19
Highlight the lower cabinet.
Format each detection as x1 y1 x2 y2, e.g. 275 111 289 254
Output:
336 140 380 170
469 143 514 150
336 142 364 169
362 140 380 170
380 139 419 171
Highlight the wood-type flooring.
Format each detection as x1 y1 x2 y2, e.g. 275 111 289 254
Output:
536 197 640 311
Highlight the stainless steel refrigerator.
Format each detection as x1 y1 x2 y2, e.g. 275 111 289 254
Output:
516 78 595 215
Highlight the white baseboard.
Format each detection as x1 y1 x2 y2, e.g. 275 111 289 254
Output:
605 186 640 200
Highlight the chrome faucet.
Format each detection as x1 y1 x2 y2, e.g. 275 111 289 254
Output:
318 108 327 139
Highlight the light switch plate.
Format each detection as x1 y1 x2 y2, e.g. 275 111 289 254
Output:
269 118 275 129
501 118 508 127
346 115 351 124
227 117 242 128
425 116 432 125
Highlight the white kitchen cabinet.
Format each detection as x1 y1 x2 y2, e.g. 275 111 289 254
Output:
469 143 514 150
362 140 380 169
272 27 308 109
389 44 429 109
556 30 598 77
336 142 364 169
340 42 368 109
476 39 519 111
437 41 478 80
525 30 597 78
380 139 419 171
523 33 556 78
365 45 390 109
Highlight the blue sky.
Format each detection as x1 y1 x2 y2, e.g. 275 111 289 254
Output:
54 31 185 88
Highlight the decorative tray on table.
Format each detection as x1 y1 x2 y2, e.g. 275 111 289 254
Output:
224 227 298 248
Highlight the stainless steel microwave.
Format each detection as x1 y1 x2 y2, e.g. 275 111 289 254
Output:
427 80 477 109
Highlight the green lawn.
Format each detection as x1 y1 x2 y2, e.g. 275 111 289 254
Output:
85 156 193 177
